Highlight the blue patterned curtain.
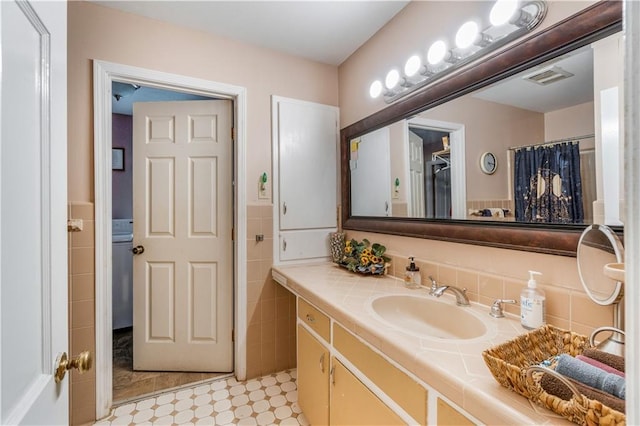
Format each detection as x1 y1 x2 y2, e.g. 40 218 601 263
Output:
514 142 584 223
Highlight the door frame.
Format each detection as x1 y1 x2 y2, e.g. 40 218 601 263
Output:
93 60 247 419
405 117 466 220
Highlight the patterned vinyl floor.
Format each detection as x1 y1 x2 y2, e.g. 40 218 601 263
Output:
96 369 309 425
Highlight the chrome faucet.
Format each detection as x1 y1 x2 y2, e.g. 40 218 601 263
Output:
428 276 470 306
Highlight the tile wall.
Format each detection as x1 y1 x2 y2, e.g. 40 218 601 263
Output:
245 205 297 379
378 239 614 338
68 202 97 425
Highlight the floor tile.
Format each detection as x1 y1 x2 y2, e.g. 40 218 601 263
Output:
98 369 308 426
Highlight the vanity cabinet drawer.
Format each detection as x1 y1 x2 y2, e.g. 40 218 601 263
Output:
298 298 330 342
333 323 427 424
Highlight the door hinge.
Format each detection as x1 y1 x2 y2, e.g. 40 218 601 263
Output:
232 329 235 342
231 126 235 141
231 227 235 241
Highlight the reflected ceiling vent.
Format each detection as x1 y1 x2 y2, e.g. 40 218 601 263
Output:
523 66 574 86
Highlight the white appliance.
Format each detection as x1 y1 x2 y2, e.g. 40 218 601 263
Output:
112 219 133 330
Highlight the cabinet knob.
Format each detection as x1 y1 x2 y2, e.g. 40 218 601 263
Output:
306 314 315 323
319 353 325 373
283 202 287 215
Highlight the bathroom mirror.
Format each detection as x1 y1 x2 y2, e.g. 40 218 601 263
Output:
340 1 623 256
577 224 624 306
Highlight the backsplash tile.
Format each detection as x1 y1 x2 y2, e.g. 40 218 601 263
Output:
347 230 616 335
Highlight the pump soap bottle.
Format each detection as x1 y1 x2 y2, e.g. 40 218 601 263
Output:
405 257 421 289
520 270 546 330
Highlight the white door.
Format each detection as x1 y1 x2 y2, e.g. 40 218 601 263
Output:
1 1 69 424
132 100 233 372
408 130 426 218
351 127 392 216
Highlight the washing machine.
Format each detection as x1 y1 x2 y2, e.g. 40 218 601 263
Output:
112 219 133 330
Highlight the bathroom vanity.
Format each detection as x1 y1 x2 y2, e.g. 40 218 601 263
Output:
272 263 573 425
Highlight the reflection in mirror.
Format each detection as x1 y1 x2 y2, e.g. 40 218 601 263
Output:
350 34 624 226
577 224 624 306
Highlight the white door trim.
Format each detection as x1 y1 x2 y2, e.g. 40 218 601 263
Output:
405 117 466 220
93 60 247 419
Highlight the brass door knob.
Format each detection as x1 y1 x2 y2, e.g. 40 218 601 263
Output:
132 245 145 255
55 351 93 383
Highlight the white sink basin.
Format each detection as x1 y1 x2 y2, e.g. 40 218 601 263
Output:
369 294 488 340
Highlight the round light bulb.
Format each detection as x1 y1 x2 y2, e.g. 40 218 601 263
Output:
427 40 447 65
404 55 422 77
369 80 383 98
490 0 519 26
455 21 479 49
385 69 400 90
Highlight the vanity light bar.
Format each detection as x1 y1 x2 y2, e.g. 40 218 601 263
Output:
370 0 547 104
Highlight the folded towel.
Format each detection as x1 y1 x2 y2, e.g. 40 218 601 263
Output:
582 348 625 373
577 355 625 378
540 373 626 413
555 354 626 399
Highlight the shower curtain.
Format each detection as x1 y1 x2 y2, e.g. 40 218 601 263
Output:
514 142 584 223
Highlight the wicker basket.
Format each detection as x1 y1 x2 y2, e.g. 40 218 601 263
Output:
482 324 626 425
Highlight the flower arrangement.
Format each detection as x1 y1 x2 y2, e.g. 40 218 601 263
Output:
339 238 391 275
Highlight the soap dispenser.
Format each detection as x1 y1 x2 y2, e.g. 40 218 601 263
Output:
520 270 546 330
405 257 421 289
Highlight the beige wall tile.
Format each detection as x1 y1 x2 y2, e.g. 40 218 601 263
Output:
70 202 94 220
260 205 273 219
245 343 262 379
71 247 95 275
261 239 274 262
261 217 274 238
571 292 614 327
247 205 261 218
247 217 262 238
71 300 94 328
261 298 276 322
71 220 95 248
543 284 570 320
247 322 261 344
247 301 260 324
247 239 261 261
246 260 261 282
261 320 276 344
457 270 478 294
71 273 95 302
247 280 262 304
71 379 95 417
478 274 503 300
71 326 95 358
438 265 456 285
261 341 276 374
275 296 289 320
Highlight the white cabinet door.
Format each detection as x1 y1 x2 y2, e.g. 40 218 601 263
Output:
1 1 69 423
275 98 338 230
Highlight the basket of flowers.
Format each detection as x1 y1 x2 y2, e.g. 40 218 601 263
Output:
338 238 390 275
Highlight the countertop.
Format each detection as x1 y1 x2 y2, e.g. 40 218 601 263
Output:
272 262 572 425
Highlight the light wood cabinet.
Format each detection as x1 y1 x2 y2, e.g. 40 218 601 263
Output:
297 324 329 425
330 358 404 426
437 398 475 426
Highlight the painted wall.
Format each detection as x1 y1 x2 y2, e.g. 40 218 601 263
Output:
111 114 133 219
338 0 597 128
68 0 339 203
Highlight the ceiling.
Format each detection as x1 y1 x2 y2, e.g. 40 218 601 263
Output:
473 45 594 113
90 1 409 66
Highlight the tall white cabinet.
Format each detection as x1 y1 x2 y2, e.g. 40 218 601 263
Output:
272 97 339 263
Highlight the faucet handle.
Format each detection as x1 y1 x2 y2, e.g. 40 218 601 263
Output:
489 299 517 318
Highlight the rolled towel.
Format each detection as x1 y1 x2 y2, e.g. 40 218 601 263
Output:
555 354 626 399
540 373 626 414
577 355 625 378
582 348 625 373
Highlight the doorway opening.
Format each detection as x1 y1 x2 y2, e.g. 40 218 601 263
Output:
110 83 230 403
94 61 248 419
405 117 466 220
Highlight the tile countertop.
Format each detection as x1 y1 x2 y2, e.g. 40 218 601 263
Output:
272 262 573 426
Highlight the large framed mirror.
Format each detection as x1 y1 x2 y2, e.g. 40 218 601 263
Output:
340 1 623 256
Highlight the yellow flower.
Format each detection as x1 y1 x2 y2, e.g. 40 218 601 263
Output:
371 256 382 264
345 246 352 254
360 254 371 265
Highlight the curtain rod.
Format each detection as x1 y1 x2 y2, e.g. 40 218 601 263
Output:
508 133 595 151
